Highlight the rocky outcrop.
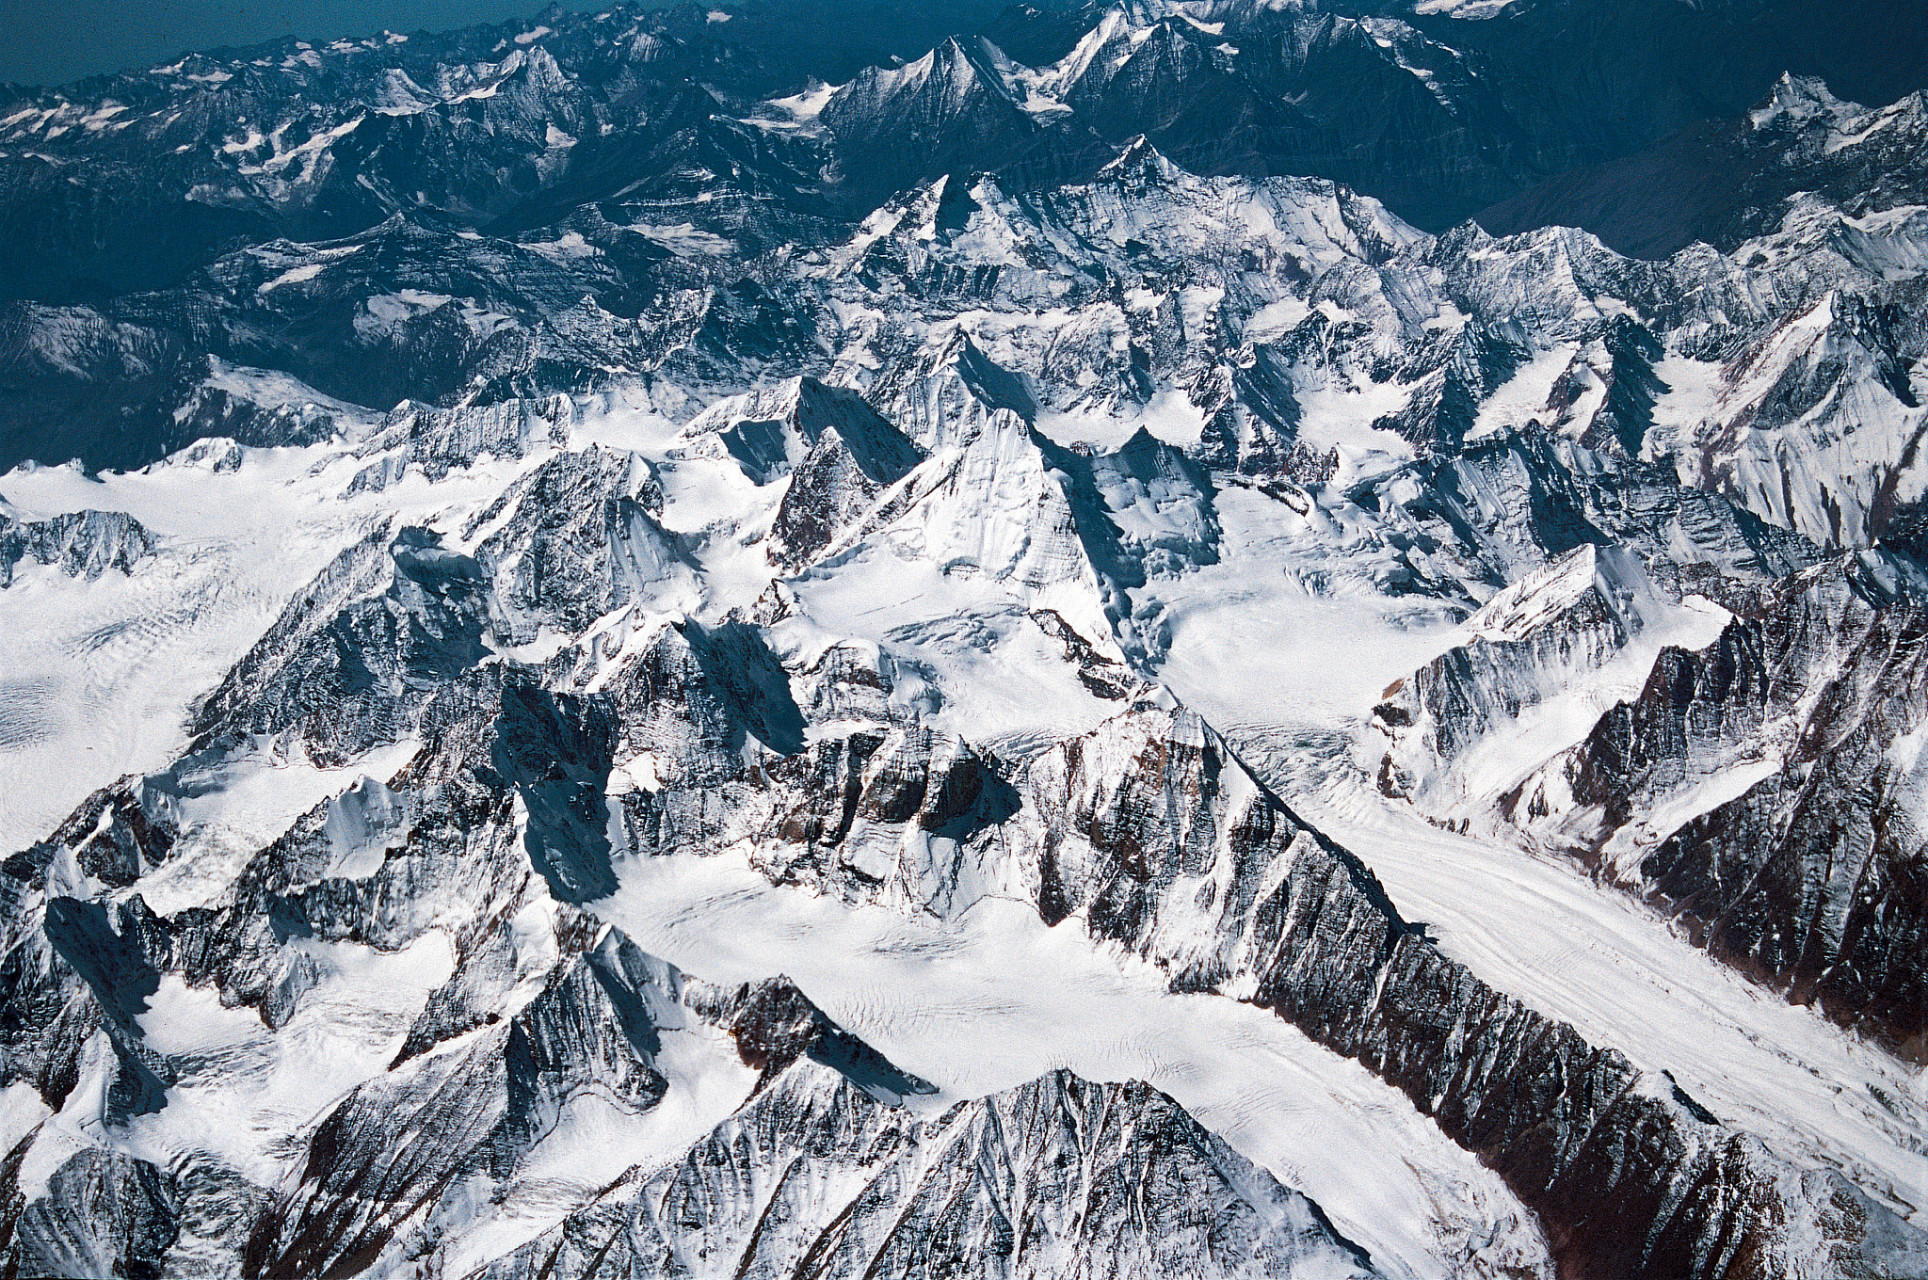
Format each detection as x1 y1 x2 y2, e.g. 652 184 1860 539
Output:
7 7 1928 1277
1055 710 1926 1278
822 36 1072 209
477 1062 1377 1280
5 1148 179 1280
0 505 154 587
669 704 1925 1280
242 935 938 1280
2 668 1385 1280
1372 542 1732 807
1375 538 1928 1062
188 526 492 765
684 376 926 569
465 444 697 643
1383 546 1673 758
1542 557 1928 1059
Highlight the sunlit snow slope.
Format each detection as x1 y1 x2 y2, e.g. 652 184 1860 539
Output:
4 6 1928 1278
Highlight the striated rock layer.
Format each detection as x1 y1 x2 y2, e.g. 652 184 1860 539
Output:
3 5 1928 1276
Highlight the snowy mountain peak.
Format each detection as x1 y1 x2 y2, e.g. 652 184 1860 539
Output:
1466 542 1665 643
1749 71 1856 132
6 4 1928 1278
1097 133 1188 185
685 376 923 487
828 33 1028 120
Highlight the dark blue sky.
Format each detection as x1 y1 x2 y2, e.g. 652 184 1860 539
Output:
1 0 595 87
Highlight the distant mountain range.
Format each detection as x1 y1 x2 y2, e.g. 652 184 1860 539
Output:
3 3 1927 1278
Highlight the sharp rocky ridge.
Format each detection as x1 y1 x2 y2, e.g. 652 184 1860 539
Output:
3 2 1928 1278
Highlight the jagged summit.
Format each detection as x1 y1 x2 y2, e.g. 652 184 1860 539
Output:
686 375 923 486
1097 132 1189 183
5 2 1928 1278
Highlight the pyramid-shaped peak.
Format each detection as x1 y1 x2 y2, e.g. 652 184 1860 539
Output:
1110 0 1194 25
1098 135 1189 185
944 331 1039 421
1750 72 1857 131
935 34 1015 65
925 34 1023 100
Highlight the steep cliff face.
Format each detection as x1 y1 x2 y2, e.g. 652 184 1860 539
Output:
0 505 154 588
1373 542 1733 805
684 376 926 569
5 5 1928 1275
1002 710 1926 1280
0 643 1386 1280
1675 289 1926 550
1396 545 1676 759
480 1063 1378 1280
186 526 495 767
466 444 698 643
822 36 1077 209
10 368 1913 1275
1371 529 1928 1062
1541 559 1928 1058
620 697 1924 1279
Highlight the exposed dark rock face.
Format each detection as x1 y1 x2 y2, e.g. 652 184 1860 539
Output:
474 1063 1377 1280
1 664 1377 1280
1550 559 1928 1060
5 4 1928 1277
1033 711 1924 1279
1391 546 1665 764
1372 534 1928 1065
466 444 692 644
0 505 154 587
188 526 493 767
685 375 926 568
7 1148 179 1280
244 933 678 1279
822 36 1077 210
1481 76 1928 259
689 974 936 1104
648 704 1923 1280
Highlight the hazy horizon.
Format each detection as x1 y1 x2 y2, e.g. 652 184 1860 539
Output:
0 0 607 87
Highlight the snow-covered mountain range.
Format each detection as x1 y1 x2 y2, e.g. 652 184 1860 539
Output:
2 2 1927 1277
